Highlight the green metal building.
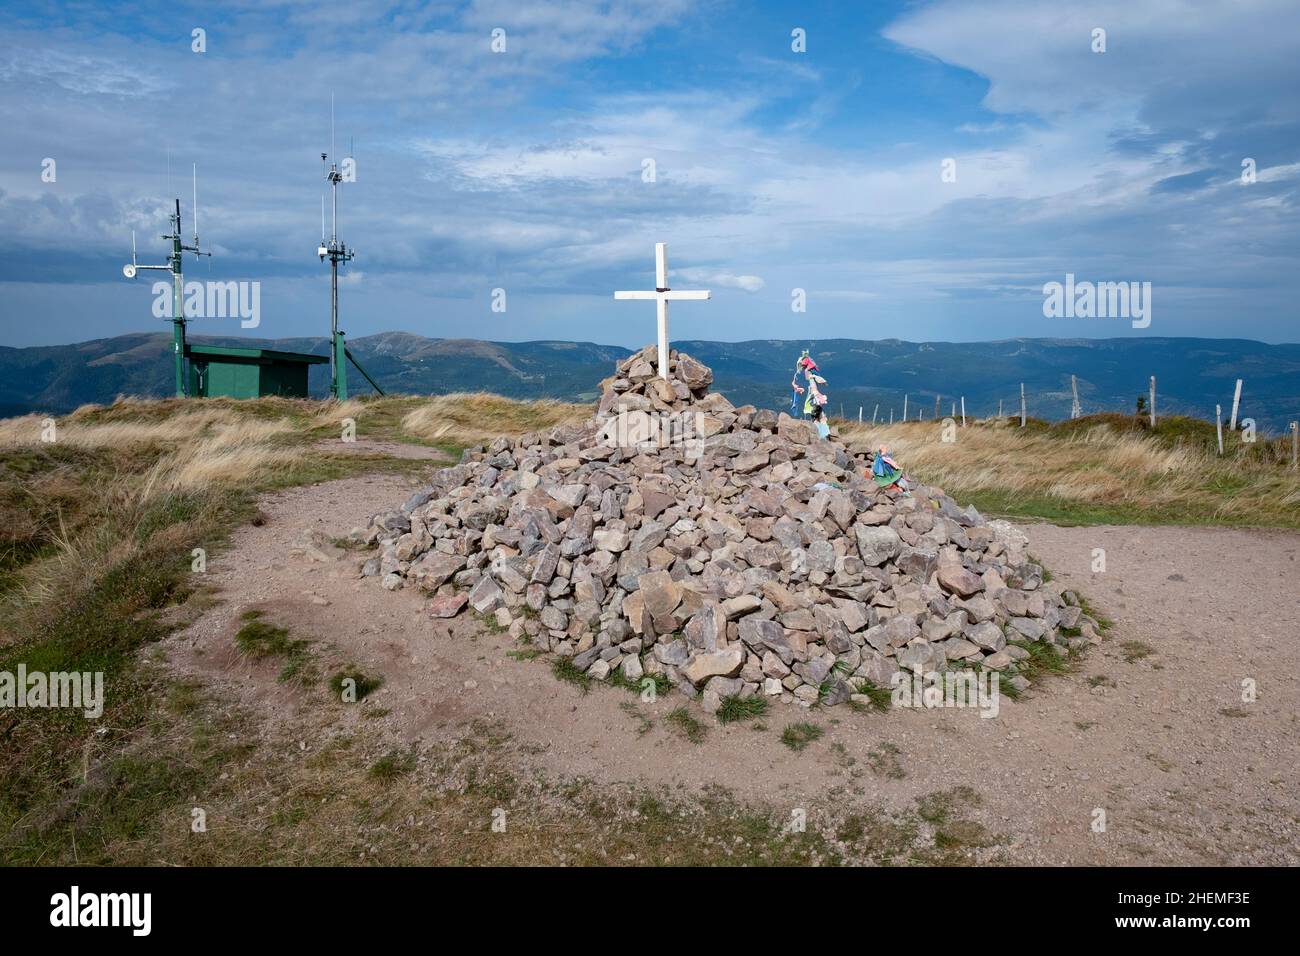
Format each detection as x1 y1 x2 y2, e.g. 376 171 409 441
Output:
184 345 328 399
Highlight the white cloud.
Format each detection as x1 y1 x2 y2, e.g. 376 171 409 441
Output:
677 268 764 292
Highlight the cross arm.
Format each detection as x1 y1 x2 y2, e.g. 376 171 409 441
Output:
614 290 711 300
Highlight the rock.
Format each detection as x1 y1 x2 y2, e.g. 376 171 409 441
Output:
681 648 745 686
622 653 644 682
792 684 820 704
837 601 871 633
428 593 468 618
363 343 1088 726
940 637 981 660
897 546 939 583
855 525 902 566
653 640 690 667
1007 616 1046 641
676 354 713 391
540 605 568 631
638 569 682 618
468 575 504 613
898 639 945 673
592 528 629 552
409 552 467 591
937 565 984 598
720 594 762 619
530 544 560 584
684 605 726 651
983 650 1013 670
968 621 1006 652
822 678 854 706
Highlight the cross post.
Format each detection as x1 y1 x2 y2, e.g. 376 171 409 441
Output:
614 242 711 380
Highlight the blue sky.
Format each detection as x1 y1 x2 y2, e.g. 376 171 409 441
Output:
1 0 1297 348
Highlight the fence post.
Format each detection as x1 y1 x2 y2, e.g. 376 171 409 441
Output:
1020 383 1026 427
1229 379 1243 431
889 408 894 424
1216 405 1223 455
858 406 863 423
960 396 966 427
1071 374 1081 419
998 399 1003 419
934 395 940 418
1149 375 1156 428
903 394 908 422
872 404 878 424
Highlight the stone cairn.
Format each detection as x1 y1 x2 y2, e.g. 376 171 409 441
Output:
356 345 1102 713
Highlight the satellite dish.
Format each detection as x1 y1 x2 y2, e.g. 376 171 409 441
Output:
122 264 137 279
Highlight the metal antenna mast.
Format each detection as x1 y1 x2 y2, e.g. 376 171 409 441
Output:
123 165 211 397
316 99 383 400
319 149 354 399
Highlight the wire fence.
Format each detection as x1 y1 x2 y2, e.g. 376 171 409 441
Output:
826 378 1296 435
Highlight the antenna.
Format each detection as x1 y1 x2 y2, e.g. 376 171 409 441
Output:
321 97 355 400
122 161 212 398
124 231 138 278
317 98 381 401
192 164 199 247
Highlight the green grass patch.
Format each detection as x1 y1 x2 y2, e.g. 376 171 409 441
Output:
666 706 707 744
369 749 417 782
619 700 654 737
233 619 317 686
780 722 824 752
550 657 593 694
716 694 768 724
1120 640 1155 663
1008 639 1073 685
328 668 384 702
1076 595 1114 633
867 742 907 779
851 679 893 712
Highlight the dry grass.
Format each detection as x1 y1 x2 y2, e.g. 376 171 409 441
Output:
401 392 588 447
835 414 1300 526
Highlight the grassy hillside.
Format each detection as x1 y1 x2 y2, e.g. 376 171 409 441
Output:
0 392 600 864
836 411 1300 527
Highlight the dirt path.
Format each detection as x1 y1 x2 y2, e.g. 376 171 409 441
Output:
169 473 1300 865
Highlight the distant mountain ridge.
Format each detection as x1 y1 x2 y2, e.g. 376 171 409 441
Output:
3 332 1298 432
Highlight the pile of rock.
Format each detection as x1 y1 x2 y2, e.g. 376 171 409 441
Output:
356 345 1101 712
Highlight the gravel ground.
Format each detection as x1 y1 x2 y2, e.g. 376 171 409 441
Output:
168 472 1300 865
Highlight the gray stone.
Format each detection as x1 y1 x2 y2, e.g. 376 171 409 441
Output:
682 648 745 686
855 525 902 566
937 564 984 598
540 606 568 631
968 621 1006 652
468 575 504 613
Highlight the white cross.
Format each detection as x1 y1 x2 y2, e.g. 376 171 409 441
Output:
614 242 711 380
